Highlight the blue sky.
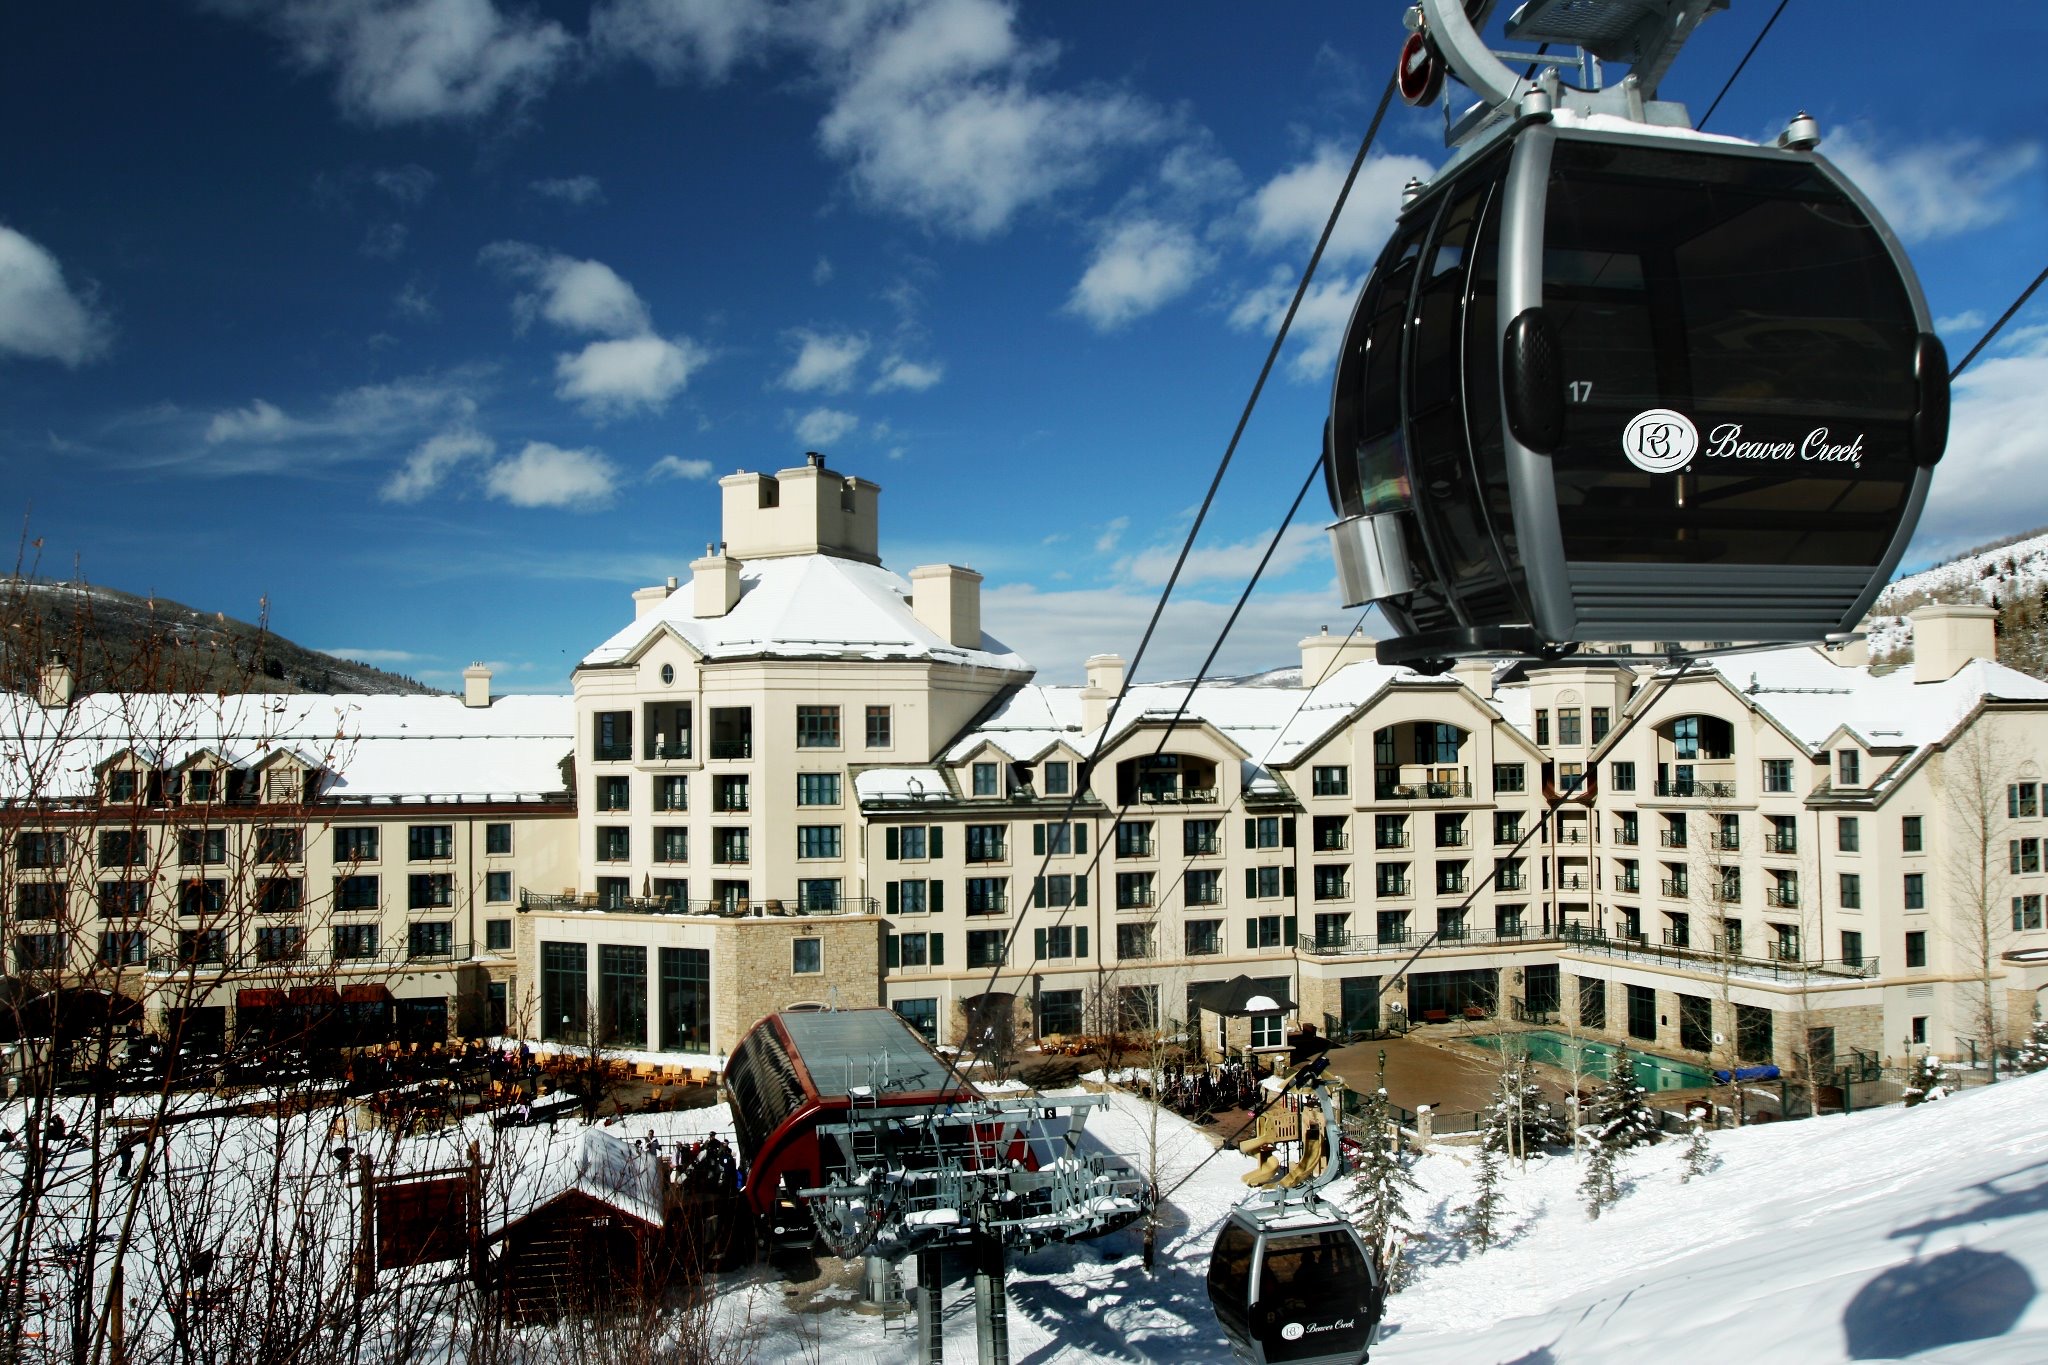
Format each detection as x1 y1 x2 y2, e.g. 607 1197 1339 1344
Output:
2 1 2043 690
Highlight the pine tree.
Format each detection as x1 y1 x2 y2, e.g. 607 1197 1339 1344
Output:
1579 1134 1619 1219
1459 1141 1507 1250
1680 1113 1715 1183
1482 1056 1568 1160
1904 1052 1957 1104
2017 1020 2048 1075
1348 1053 1423 1291
1576 1050 1659 1218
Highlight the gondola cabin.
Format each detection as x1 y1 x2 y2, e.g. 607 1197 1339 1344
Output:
1327 0 1948 668
1208 1207 1383 1365
724 1007 974 1241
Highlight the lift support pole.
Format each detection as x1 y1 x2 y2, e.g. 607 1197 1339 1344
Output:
915 1246 945 1365
973 1231 1010 1365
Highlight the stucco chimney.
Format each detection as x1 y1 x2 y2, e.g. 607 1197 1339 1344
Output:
632 585 671 619
1911 603 1997 684
909 565 982 649
1453 659 1495 700
692 544 742 619
1080 654 1125 732
462 662 492 708
1299 627 1377 685
36 652 73 708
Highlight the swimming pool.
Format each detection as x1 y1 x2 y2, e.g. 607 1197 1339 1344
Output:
1468 1030 1717 1092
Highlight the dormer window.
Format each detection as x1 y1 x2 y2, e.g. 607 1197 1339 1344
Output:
1044 761 1071 796
187 769 215 803
107 769 139 803
971 762 999 797
1837 750 1862 786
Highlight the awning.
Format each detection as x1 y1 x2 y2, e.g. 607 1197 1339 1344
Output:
1190 975 1298 1018
341 983 394 1004
289 985 343 1006
236 988 286 1009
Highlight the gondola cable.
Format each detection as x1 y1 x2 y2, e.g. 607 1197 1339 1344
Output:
1697 0 1792 130
1948 263 2048 382
954 74 1403 1078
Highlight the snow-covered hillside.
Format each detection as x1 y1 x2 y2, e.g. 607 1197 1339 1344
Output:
1866 529 2048 666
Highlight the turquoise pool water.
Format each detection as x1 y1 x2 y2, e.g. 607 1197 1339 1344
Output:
1469 1030 1716 1092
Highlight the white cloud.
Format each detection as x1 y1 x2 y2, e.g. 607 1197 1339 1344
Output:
209 0 575 124
479 242 651 337
316 647 426 664
361 221 409 259
392 279 437 321
204 398 301 444
555 334 707 415
1937 309 1985 336
370 163 437 203
1094 515 1129 554
1246 144 1433 264
871 355 944 392
793 407 859 446
649 454 714 481
1824 129 2042 244
380 427 494 502
0 224 111 367
1228 266 1366 382
1908 335 2048 557
1066 217 1209 330
591 0 776 81
529 175 604 205
484 441 619 508
812 256 834 285
779 329 870 392
1118 523 1327 589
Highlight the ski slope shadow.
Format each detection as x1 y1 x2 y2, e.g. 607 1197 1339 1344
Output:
1842 1246 2035 1359
1887 1159 2048 1244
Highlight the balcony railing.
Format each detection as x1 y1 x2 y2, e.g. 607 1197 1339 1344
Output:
1766 886 1800 908
1315 832 1351 852
966 895 1010 915
642 737 692 761
1613 826 1639 845
1617 873 1641 893
1437 828 1470 848
1117 839 1154 858
1313 881 1352 901
1556 875 1590 892
1184 837 1222 856
1185 939 1224 956
520 890 876 918
715 795 750 813
1555 829 1587 846
1436 876 1470 895
1766 834 1799 854
1496 871 1526 891
1715 884 1743 904
1374 833 1411 850
1660 878 1690 897
1116 888 1155 909
1135 787 1219 805
1376 879 1412 897
149 937 473 976
593 744 632 763
1558 923 1878 981
1375 781 1474 801
1298 924 1556 958
1654 779 1738 799
1659 830 1688 848
1495 826 1522 845
1708 832 1741 851
709 738 753 760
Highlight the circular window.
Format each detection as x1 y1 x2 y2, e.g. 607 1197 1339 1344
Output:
660 664 675 685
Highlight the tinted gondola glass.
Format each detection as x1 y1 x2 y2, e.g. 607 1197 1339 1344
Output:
1328 124 1944 663
1209 1211 1383 1365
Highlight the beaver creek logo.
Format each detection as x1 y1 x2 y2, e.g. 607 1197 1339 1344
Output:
1622 408 1700 473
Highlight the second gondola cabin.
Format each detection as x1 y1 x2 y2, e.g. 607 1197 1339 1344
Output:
1327 55 1947 667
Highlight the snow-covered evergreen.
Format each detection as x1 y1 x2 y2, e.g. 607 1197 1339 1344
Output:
1460 1142 1507 1250
1680 1114 1716 1183
1348 1063 1424 1290
1480 1055 1568 1159
2016 1019 2048 1075
1904 1052 1958 1105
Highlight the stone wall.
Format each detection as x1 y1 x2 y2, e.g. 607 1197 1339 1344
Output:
714 915 883 1051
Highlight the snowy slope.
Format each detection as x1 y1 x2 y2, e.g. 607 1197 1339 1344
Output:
1387 1072 2048 1364
1866 529 2048 662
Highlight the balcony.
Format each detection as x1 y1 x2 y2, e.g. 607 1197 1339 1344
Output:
1436 876 1470 895
1436 828 1470 848
1766 834 1799 855
520 890 876 918
1555 828 1588 846
1186 886 1223 907
1116 838 1155 859
1613 826 1639 846
709 739 753 760
1556 875 1590 892
1617 873 1642 893
593 743 632 763
1184 836 1222 856
1708 832 1741 852
1559 923 1877 981
1314 832 1351 852
1766 885 1800 909
1376 781 1474 801
1297 923 1553 958
150 936 473 976
1185 938 1224 957
1496 871 1526 891
1715 884 1743 904
966 894 1010 916
1654 779 1738 799
1374 832 1411 850
1133 786 1219 806
1116 888 1155 910
1660 878 1690 897
1376 878 1413 898
1659 830 1688 849
1313 881 1352 902
1495 826 1523 845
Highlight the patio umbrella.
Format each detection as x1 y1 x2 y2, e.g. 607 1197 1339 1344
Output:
1189 975 1297 1017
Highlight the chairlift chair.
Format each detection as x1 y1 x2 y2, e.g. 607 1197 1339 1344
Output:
1326 0 1948 671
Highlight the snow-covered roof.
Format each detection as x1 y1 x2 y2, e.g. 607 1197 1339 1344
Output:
853 767 954 803
0 692 574 802
1701 646 2048 759
580 554 1030 672
489 1126 667 1236
941 660 1452 794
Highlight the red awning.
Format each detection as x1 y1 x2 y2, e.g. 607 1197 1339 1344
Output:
289 985 343 1006
236 988 285 1009
341 983 393 1004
